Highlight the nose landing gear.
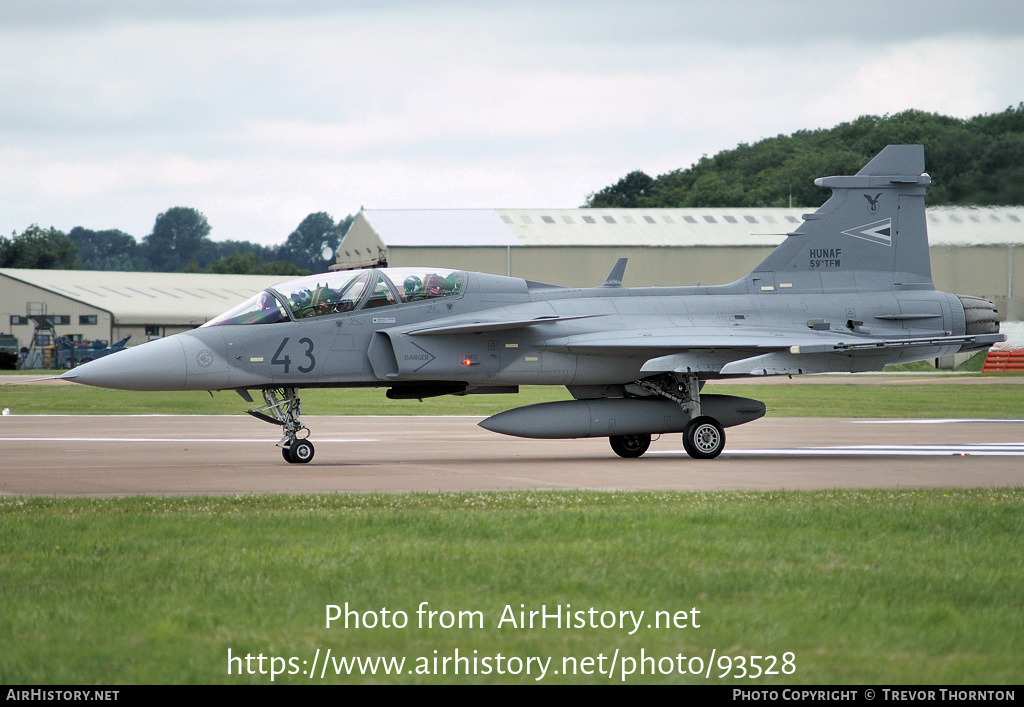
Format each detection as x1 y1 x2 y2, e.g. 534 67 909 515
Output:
247 387 315 464
282 438 315 464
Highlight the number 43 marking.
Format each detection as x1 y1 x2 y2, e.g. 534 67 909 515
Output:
272 337 316 374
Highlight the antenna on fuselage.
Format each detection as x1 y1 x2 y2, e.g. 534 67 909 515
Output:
602 258 628 287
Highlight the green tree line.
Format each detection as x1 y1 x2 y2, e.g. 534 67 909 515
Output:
585 106 1024 208
0 208 354 275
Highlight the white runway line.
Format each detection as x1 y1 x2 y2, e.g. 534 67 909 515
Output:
653 443 1024 457
724 447 1024 457
0 437 377 444
850 419 1024 425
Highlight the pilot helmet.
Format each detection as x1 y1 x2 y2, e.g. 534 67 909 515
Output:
404 275 422 294
425 273 445 296
291 288 312 307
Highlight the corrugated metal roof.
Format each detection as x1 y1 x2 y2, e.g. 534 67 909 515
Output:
0 269 286 326
496 208 798 247
927 206 1024 246
353 206 1024 249
363 209 519 247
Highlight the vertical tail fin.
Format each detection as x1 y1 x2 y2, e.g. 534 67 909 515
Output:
747 145 933 293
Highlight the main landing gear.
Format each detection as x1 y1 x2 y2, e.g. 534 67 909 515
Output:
682 416 725 460
607 374 727 460
607 417 725 460
247 387 315 464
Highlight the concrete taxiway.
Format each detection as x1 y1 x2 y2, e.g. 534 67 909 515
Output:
1 414 1021 495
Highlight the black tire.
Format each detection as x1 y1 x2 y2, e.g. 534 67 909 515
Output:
288 439 315 464
282 445 294 463
683 416 725 459
609 433 651 458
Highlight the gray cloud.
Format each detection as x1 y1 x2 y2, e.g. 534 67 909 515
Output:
1 1 1022 244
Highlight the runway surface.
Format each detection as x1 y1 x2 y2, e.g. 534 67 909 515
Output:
2 414 1022 495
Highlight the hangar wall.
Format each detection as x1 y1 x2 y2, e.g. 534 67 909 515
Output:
334 217 389 269
385 246 777 289
1 277 114 352
1 270 283 361
339 208 1024 321
387 244 1024 320
930 245 1023 321
1 276 233 348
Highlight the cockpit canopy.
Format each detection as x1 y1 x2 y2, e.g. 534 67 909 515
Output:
202 267 464 327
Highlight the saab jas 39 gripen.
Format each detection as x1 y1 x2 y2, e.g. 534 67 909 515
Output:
61 146 1004 463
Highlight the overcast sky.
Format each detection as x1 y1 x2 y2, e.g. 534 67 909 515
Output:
2 0 1022 246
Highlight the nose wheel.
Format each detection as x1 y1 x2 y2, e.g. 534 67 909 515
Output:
247 387 315 464
282 438 315 464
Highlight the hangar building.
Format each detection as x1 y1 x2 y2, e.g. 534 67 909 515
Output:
0 269 284 354
334 207 1024 321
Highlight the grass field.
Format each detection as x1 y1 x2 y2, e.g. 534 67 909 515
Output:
2 368 1023 684
2 374 1024 418
2 490 1022 684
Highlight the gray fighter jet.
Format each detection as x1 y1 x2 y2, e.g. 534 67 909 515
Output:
61 145 1004 463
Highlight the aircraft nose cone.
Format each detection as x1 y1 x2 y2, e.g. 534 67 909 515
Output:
61 336 187 391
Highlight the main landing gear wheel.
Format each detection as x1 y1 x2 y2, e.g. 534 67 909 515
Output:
285 439 315 464
609 433 652 458
683 416 725 459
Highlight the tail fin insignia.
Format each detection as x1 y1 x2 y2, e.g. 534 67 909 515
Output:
744 145 932 292
841 218 892 247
